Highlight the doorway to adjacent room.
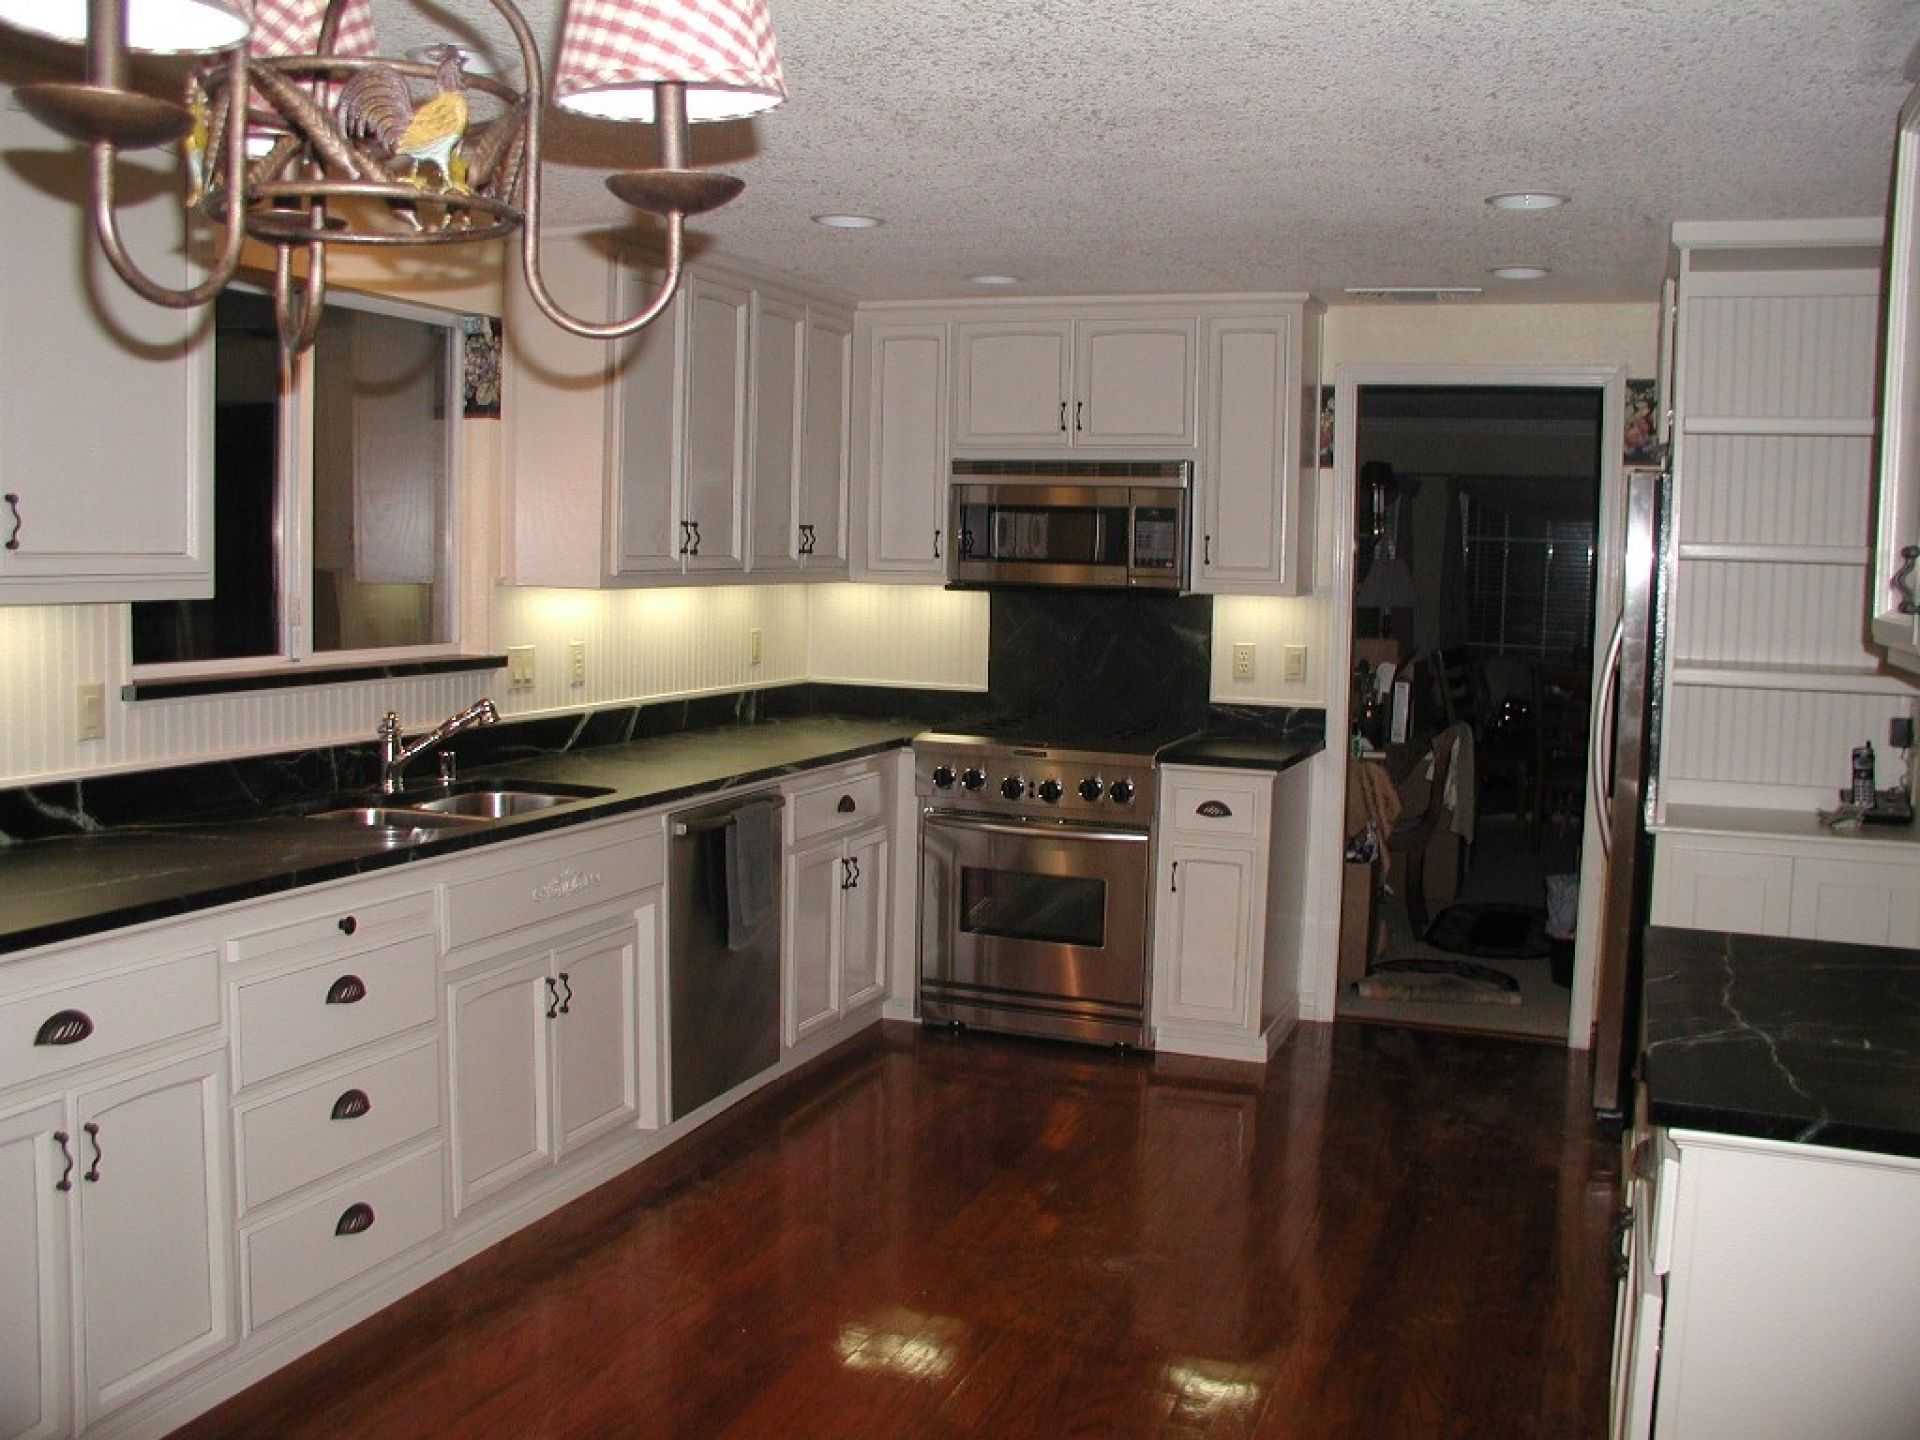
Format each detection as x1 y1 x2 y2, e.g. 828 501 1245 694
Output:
1322 370 1624 1043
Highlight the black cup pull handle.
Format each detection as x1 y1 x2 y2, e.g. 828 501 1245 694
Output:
338 915 357 936
54 1130 74 1192
325 974 367 1005
335 1202 376 1236
3 492 20 551
1196 800 1234 818
330 1088 372 1121
34 1009 94 1046
556 972 572 1015
83 1122 101 1183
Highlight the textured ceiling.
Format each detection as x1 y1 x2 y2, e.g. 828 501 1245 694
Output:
272 1 1920 305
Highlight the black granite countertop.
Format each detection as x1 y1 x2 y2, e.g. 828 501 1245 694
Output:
1155 732 1325 773
1641 925 1920 1159
0 717 919 959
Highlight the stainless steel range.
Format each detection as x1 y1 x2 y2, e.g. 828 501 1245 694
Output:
915 727 1172 1048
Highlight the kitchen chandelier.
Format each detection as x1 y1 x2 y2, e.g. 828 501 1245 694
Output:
0 0 786 351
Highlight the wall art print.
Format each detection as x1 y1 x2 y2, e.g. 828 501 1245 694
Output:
1623 378 1661 465
462 314 502 419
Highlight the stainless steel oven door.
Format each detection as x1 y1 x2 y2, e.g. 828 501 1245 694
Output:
919 810 1151 1046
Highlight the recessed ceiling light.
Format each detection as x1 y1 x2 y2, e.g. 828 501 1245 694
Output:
968 274 1021 286
811 213 883 230
1485 191 1569 212
1489 265 1551 280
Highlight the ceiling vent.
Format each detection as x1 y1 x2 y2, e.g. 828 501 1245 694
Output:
1342 286 1484 303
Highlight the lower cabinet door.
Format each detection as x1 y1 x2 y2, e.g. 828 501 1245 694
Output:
837 831 889 1015
73 1051 232 1426
448 957 553 1213
785 841 841 1046
1152 844 1256 1030
0 1101 70 1440
552 928 639 1159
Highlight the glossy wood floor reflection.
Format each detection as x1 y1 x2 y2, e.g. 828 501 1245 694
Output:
174 1022 1621 1440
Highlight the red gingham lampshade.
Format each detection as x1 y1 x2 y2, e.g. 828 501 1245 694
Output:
247 0 375 57
553 0 787 124
0 0 252 52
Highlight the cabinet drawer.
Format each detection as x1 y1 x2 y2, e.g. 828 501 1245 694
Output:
236 1039 442 1212
0 947 219 1092
442 830 662 953
229 891 434 968
1161 771 1269 841
790 771 885 842
242 1143 445 1331
233 934 438 1089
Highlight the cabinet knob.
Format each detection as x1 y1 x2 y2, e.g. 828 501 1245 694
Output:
34 1008 94 1047
330 1088 373 1121
335 1202 376 1237
338 915 358 936
325 974 367 1005
836 794 857 813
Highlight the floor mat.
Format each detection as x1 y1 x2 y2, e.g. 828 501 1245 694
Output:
1424 902 1551 959
1353 973 1524 1006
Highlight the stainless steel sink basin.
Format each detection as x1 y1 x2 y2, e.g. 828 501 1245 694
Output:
308 805 486 829
414 790 576 818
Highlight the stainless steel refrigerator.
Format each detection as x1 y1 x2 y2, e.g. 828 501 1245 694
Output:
1589 467 1672 1118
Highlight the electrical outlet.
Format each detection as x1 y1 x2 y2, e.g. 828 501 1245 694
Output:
1282 644 1308 683
750 628 763 666
1232 642 1256 681
507 645 536 689
568 639 586 687
75 682 105 743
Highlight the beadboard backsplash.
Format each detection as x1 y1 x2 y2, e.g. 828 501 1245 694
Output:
0 584 988 787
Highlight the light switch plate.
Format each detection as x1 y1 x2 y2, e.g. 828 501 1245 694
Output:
507 646 535 688
1232 643 1256 680
75 682 105 742
568 640 586 687
750 628 762 666
1283 644 1308 683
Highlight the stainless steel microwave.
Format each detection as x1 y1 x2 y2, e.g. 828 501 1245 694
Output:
946 460 1191 591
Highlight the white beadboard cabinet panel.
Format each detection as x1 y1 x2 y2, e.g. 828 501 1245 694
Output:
1668 561 1869 669
1680 289 1881 421
1677 435 1872 550
1660 687 1914 808
806 584 988 690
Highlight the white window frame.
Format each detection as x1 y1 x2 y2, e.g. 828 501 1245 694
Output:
129 285 467 682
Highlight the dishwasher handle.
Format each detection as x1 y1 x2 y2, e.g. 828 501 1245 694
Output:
671 795 786 838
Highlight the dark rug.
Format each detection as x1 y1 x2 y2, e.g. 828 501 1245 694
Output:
1423 902 1551 959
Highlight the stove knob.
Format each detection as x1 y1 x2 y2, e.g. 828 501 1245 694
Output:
1079 776 1104 802
960 767 987 791
931 764 956 789
1037 778 1063 803
1108 777 1136 806
1000 775 1026 801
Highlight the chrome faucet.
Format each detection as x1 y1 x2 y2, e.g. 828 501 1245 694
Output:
377 698 500 795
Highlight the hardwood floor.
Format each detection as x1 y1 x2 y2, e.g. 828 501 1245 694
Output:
173 1022 1622 1440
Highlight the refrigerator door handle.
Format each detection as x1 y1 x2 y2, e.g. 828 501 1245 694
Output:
1592 616 1626 860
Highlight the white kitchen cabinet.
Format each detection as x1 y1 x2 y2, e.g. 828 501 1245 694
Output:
952 317 1197 451
1194 305 1320 595
1149 763 1311 1062
782 764 892 1047
749 298 851 575
447 915 643 1213
858 322 950 577
0 87 212 605
0 1050 233 1436
1611 1127 1920 1440
1871 85 1920 674
1649 826 1920 944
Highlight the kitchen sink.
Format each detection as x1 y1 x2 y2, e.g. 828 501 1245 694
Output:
296 779 613 840
414 789 583 818
307 805 486 830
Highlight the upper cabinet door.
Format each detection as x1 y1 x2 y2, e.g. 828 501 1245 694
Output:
952 321 1073 449
1195 309 1312 595
1074 319 1197 448
747 294 805 574
0 94 211 604
679 277 750 572
862 323 950 577
1873 84 1920 673
609 267 684 576
798 310 852 571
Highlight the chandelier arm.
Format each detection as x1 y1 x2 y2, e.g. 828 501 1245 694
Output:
486 0 690 341
88 43 250 310
273 238 328 354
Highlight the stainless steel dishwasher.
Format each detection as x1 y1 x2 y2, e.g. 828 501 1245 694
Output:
667 790 784 1119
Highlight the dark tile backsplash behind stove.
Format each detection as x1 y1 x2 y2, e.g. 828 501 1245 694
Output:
985 590 1215 735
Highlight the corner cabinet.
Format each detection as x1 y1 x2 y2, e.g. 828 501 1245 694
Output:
1149 762 1313 1062
1193 303 1321 595
1872 84 1920 673
0 89 211 605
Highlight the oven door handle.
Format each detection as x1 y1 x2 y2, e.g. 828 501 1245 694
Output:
921 812 1150 845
